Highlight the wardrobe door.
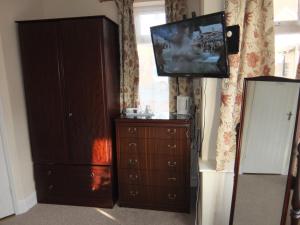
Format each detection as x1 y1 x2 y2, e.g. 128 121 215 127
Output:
19 22 68 163
59 19 111 165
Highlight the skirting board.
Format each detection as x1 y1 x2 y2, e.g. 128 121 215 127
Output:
15 191 37 215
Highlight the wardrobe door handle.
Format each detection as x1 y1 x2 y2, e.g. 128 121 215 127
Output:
68 112 73 117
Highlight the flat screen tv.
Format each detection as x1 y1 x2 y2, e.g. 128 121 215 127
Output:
150 11 229 78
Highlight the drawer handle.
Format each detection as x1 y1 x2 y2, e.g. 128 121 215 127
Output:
167 144 177 149
129 174 139 180
168 193 177 200
128 159 138 165
47 170 52 176
91 172 95 177
167 128 176 135
48 185 54 191
129 142 137 147
129 190 139 197
128 127 137 134
168 177 177 182
168 161 177 167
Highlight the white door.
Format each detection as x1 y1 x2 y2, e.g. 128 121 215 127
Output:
0 130 14 218
241 82 299 174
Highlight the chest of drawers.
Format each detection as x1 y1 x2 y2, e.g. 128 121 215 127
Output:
115 117 191 212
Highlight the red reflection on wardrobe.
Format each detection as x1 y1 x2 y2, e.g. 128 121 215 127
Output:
91 138 112 164
90 167 111 192
90 138 112 191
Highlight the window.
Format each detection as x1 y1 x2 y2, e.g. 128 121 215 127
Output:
274 0 300 78
133 1 169 114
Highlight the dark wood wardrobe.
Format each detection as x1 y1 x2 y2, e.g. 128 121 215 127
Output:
17 16 120 207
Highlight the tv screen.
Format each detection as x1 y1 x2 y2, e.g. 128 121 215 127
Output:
150 11 229 78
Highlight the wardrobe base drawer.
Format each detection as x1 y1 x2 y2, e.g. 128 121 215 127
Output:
119 169 186 187
34 164 116 208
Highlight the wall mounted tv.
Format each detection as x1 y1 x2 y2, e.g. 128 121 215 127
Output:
150 11 229 78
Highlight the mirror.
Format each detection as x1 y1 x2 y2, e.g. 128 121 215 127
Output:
230 77 300 225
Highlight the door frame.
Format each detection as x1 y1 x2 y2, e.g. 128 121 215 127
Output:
0 97 17 216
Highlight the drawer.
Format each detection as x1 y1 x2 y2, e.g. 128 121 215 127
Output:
119 184 147 204
34 165 113 198
119 154 186 171
119 185 189 211
119 154 147 170
119 169 185 187
118 125 189 140
119 138 187 156
118 169 148 185
119 126 144 138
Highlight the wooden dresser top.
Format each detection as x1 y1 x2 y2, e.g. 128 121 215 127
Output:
115 113 191 125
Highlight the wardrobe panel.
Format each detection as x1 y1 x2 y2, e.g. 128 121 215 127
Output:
18 22 67 163
59 19 111 165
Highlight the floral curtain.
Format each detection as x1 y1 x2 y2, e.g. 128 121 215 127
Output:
165 0 193 112
99 0 139 109
216 0 275 171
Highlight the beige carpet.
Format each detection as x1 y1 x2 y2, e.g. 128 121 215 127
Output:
0 204 195 225
233 174 287 225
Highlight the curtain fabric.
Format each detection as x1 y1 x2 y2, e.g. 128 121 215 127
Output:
165 0 193 112
99 0 139 109
216 0 275 171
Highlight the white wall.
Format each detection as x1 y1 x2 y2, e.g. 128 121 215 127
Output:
200 172 234 225
201 78 222 160
42 0 118 23
0 0 44 214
